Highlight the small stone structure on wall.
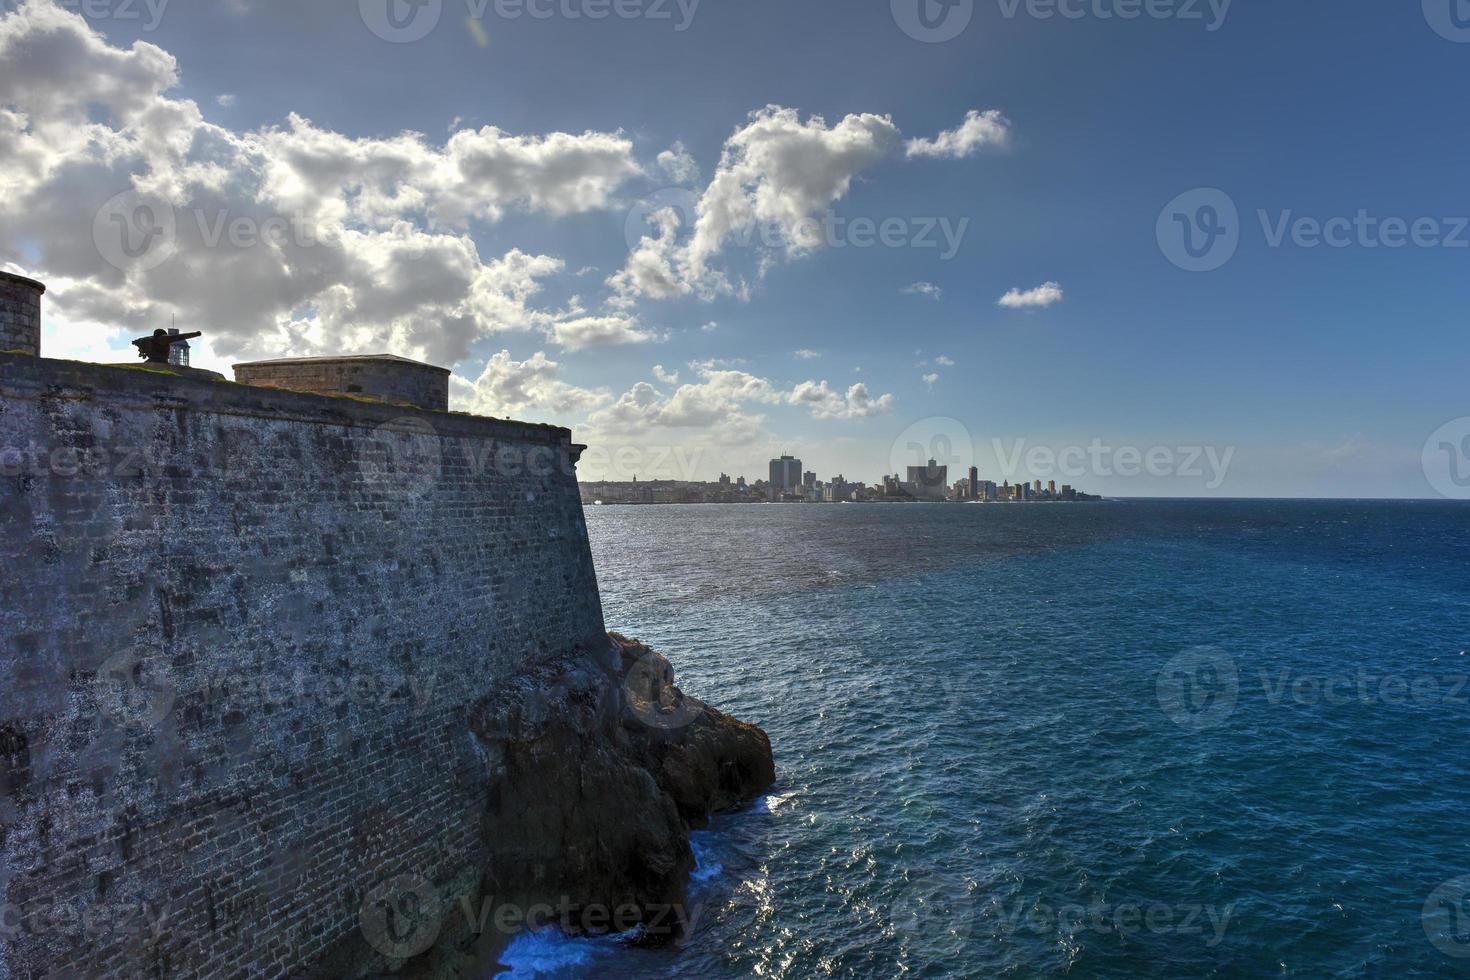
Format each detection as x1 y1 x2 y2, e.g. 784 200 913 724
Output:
233 354 451 412
0 270 44 356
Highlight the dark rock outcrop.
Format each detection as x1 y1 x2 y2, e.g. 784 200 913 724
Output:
462 632 774 952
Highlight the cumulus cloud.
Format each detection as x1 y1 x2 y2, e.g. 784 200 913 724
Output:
922 372 939 388
452 349 610 417
793 349 820 360
998 281 1064 309
584 364 894 445
608 106 902 305
547 314 659 352
902 281 942 300
935 355 954 366
587 365 782 443
906 109 1012 159
0 0 645 369
652 364 679 384
787 379 895 420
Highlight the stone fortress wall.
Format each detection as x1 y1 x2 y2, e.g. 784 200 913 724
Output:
0 319 608 976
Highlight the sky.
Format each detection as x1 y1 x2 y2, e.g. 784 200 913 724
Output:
2 0 1469 497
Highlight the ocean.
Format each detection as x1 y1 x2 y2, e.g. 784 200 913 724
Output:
496 500 1470 978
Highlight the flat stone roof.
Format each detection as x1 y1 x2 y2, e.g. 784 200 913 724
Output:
0 271 46 293
233 353 449 373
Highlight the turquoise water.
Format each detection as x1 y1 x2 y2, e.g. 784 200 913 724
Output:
504 500 1470 978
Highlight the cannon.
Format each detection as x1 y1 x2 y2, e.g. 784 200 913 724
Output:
132 328 201 364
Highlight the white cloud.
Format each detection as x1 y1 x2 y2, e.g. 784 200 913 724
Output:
906 109 1012 159
902 281 942 300
700 320 718 332
793 349 820 360
0 1 646 369
922 373 939 388
656 140 699 184
608 105 901 305
587 364 782 444
547 314 659 352
788 379 895 420
935 355 954 366
584 364 894 446
451 349 610 418
652 364 679 384
216 93 237 108
689 106 899 276
998 281 1064 309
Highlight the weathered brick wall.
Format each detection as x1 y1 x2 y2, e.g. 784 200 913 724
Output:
0 353 605 977
0 273 43 356
233 358 451 413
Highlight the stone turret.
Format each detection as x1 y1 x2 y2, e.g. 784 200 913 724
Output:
0 271 44 356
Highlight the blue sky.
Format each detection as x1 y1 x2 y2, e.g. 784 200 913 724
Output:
4 0 1469 496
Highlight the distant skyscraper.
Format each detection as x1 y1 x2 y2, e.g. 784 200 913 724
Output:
905 459 948 501
969 466 979 500
769 455 802 498
803 470 817 489
1047 480 1056 496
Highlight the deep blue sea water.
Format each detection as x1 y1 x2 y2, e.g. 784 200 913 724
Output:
499 500 1470 978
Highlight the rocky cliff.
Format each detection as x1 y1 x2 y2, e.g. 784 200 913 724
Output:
335 633 775 977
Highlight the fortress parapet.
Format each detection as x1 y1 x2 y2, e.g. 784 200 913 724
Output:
234 354 451 412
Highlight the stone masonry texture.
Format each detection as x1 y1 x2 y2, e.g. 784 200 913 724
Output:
0 274 44 358
232 358 451 413
0 352 607 978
